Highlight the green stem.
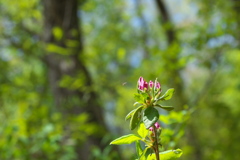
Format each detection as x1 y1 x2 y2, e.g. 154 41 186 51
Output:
153 126 160 160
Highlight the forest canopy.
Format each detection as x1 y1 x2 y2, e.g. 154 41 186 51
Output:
0 0 240 160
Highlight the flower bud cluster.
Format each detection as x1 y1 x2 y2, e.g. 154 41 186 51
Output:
138 77 161 91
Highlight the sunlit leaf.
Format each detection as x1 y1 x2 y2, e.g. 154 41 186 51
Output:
147 149 183 160
159 89 175 101
110 134 141 145
137 123 149 138
134 93 144 104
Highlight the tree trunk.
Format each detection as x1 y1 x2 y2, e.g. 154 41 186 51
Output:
42 0 107 159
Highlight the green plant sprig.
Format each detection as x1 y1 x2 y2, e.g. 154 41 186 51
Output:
110 77 183 160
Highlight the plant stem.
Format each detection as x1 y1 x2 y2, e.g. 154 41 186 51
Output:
153 126 160 160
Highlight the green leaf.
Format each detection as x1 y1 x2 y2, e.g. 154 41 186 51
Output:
135 141 143 158
134 102 140 106
140 147 152 160
159 88 175 101
143 107 159 129
137 123 149 138
147 149 183 160
125 109 136 121
46 43 69 55
141 92 150 99
110 134 141 145
154 104 174 111
52 27 63 41
134 93 144 103
130 106 144 130
134 93 150 104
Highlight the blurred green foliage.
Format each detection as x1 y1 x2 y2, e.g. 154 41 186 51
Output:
0 0 240 159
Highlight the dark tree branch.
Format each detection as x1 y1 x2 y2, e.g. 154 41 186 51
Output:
155 0 176 44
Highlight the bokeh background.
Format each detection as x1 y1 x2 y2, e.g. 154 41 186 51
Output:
0 0 240 159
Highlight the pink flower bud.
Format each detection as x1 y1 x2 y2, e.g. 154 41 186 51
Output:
138 77 144 90
155 82 161 89
143 81 148 90
149 127 153 131
138 77 148 91
149 81 154 88
155 122 160 128
149 122 160 131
